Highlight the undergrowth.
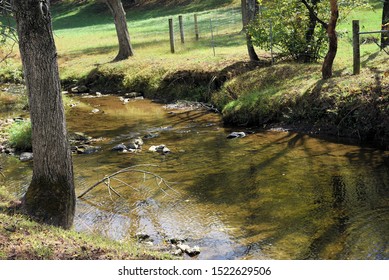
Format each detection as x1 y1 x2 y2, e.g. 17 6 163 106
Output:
7 120 32 152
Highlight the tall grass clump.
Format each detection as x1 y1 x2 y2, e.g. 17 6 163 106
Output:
8 120 32 152
0 91 28 113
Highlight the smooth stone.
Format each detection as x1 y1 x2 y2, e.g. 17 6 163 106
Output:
71 85 89 93
149 145 164 152
127 142 139 149
127 137 144 149
177 244 191 252
186 246 201 257
168 237 187 245
227 131 246 139
173 249 184 256
19 152 33 162
125 92 142 98
112 143 127 151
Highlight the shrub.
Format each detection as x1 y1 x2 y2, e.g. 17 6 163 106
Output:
249 1 328 62
8 120 32 152
250 0 370 63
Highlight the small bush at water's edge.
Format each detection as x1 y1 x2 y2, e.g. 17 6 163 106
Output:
8 120 32 152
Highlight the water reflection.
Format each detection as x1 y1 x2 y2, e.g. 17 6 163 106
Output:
1 96 388 259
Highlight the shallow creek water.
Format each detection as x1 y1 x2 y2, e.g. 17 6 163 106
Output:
1 95 388 260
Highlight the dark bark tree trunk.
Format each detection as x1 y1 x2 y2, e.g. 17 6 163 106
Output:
105 0 134 61
382 0 389 49
304 10 317 63
12 0 75 229
321 0 338 79
241 0 259 61
301 0 339 79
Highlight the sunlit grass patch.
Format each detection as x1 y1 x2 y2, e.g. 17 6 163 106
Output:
7 120 32 152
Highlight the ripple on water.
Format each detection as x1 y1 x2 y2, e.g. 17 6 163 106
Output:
342 207 389 259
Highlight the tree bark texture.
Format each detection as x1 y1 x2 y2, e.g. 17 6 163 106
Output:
105 0 134 61
322 0 338 79
382 0 389 49
12 0 75 229
241 0 259 61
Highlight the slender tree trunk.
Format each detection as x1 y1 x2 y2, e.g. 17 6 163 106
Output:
12 0 75 229
241 0 259 61
105 0 134 61
382 0 389 49
322 0 338 79
304 12 317 63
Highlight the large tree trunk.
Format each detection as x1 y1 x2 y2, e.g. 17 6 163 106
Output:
382 0 389 49
105 0 134 61
12 0 75 229
241 0 259 61
322 0 338 79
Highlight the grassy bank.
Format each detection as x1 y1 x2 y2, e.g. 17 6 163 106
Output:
0 186 173 260
214 54 388 147
0 0 388 147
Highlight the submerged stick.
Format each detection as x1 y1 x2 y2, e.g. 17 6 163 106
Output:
77 164 178 198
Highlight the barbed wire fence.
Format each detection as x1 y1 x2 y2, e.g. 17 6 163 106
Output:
352 19 389 74
128 7 245 56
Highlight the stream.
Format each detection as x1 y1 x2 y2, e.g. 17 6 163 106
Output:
1 94 388 260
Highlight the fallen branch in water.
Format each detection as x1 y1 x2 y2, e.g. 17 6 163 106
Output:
77 164 178 199
104 177 122 200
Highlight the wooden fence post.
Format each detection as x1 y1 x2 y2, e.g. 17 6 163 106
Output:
352 20 360 75
194 14 199 41
179 15 185 44
169 18 175 53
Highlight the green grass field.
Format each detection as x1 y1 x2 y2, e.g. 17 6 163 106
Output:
49 0 383 77
0 0 384 81
1 0 388 145
50 0 247 81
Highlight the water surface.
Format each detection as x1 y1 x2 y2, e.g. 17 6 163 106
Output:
1 95 388 259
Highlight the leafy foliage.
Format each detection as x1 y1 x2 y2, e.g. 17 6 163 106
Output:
0 0 18 64
250 0 328 62
249 0 371 62
8 120 32 152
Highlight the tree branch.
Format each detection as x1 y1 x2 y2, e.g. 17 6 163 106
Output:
0 0 12 13
0 40 16 63
0 24 18 42
77 164 179 199
301 0 328 29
